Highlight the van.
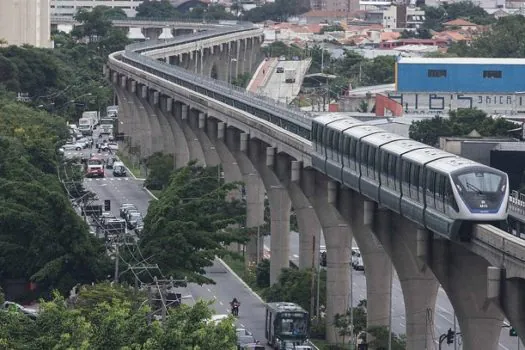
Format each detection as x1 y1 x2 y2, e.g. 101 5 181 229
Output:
351 248 364 271
112 161 127 177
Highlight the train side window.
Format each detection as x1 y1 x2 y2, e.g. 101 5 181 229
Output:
425 170 436 208
381 151 389 186
333 132 340 162
435 174 445 212
343 135 351 166
410 164 420 201
350 139 357 170
368 146 376 179
387 154 395 189
312 123 318 151
444 177 459 213
322 127 330 155
327 129 334 156
402 161 411 196
360 144 368 175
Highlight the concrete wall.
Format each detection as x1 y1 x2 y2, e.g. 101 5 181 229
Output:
0 0 51 48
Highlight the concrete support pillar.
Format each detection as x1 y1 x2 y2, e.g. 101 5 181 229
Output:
131 80 137 93
120 76 126 88
501 277 525 345
153 91 159 105
267 184 291 284
167 102 190 168
141 86 147 99
429 239 504 350
337 192 392 335
181 105 188 120
187 111 219 166
301 170 351 344
112 72 117 84
224 128 265 264
373 210 438 350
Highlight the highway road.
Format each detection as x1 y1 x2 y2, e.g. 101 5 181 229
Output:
80 138 272 348
260 60 310 104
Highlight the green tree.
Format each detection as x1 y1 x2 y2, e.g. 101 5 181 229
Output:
263 268 326 313
362 56 396 85
422 2 494 31
136 0 181 19
450 15 525 57
145 151 175 190
138 162 247 284
367 326 407 350
255 259 270 288
409 109 518 146
188 4 236 20
0 96 110 299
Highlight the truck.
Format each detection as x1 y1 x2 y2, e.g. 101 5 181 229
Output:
78 117 94 136
106 105 119 118
284 69 296 84
82 111 100 124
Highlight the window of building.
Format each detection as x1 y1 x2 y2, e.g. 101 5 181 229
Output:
483 70 502 79
428 69 447 78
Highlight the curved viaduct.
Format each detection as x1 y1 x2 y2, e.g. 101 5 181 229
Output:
105 20 525 348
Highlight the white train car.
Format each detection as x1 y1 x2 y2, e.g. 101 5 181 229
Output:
311 116 509 241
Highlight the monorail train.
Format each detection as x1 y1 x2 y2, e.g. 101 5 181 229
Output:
311 115 509 241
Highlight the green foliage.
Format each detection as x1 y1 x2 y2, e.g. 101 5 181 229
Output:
138 162 248 284
0 96 110 300
263 268 326 313
231 72 252 88
422 2 494 31
332 300 367 344
449 15 525 57
136 0 181 19
188 4 236 20
243 0 310 23
264 41 305 59
145 151 175 190
255 259 270 288
399 28 432 39
409 108 518 146
367 326 407 350
0 288 237 349
320 25 344 34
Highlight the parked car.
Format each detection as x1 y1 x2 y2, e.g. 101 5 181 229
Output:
106 157 116 169
351 248 364 271
1 301 38 319
61 141 84 151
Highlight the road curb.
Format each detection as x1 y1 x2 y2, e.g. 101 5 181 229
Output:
216 257 265 304
144 187 158 200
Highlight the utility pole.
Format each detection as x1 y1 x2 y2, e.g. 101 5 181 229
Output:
310 236 316 318
114 242 119 283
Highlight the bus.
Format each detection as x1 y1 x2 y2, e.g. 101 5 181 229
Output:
86 156 104 178
265 302 309 350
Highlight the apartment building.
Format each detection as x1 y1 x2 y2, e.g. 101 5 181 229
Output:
0 0 52 48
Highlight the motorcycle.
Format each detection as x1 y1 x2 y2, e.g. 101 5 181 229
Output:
231 302 240 317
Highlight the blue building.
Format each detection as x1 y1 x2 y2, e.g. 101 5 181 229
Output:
396 57 525 93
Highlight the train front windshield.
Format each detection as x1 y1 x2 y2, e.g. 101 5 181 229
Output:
452 170 507 213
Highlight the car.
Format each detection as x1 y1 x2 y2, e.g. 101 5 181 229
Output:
113 161 127 177
120 204 137 219
100 142 118 152
106 157 116 169
236 329 256 349
76 138 91 149
127 212 143 229
1 301 38 319
62 142 84 151
351 248 364 271
276 66 284 73
126 209 141 221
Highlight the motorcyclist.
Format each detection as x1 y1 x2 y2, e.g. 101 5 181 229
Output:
230 298 240 316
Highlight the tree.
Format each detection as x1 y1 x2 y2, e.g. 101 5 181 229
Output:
0 96 110 300
0 287 238 349
409 109 519 146
263 268 326 314
145 151 175 190
422 2 494 31
361 56 396 86
255 259 270 288
137 162 248 284
367 326 407 350
243 0 310 23
136 0 181 19
449 15 525 58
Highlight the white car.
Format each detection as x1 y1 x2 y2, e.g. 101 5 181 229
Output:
62 142 84 151
100 142 118 152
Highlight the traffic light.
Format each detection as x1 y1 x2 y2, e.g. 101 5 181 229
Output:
446 328 455 344
104 199 111 212
510 327 518 337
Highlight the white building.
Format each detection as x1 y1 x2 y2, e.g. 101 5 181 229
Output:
50 0 144 17
0 0 52 48
382 5 425 30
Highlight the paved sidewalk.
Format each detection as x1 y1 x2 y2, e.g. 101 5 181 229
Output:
247 58 276 93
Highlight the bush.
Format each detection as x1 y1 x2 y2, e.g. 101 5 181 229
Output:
256 259 270 288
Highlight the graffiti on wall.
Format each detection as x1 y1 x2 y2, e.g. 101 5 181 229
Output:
388 93 525 115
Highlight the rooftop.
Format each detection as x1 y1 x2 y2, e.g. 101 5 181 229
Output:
443 18 477 27
398 57 525 65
